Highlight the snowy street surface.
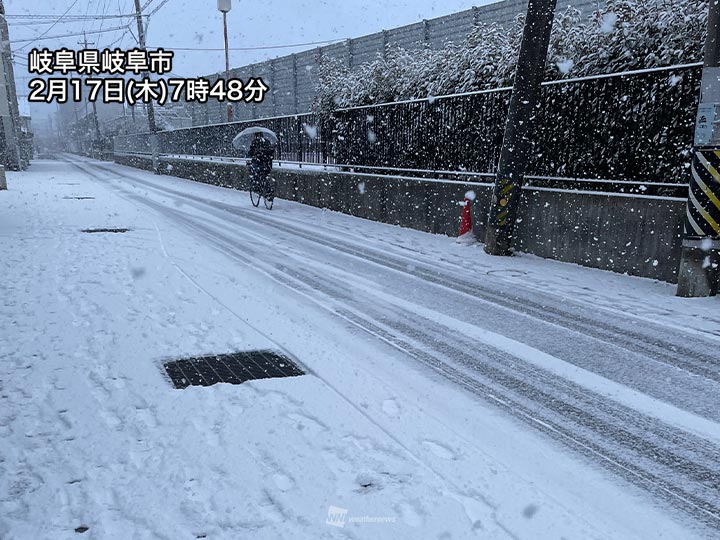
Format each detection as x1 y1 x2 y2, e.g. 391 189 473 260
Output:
2 157 719 539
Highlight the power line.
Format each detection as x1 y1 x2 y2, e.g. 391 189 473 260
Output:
79 0 94 38
4 13 137 20
95 0 113 44
103 0 134 49
15 0 80 52
158 37 348 52
127 23 138 45
12 54 28 67
7 0 168 49
7 19 110 27
11 25 130 45
148 0 172 16
106 28 130 48
141 0 171 48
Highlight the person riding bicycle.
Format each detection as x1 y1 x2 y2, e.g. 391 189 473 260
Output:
248 132 275 202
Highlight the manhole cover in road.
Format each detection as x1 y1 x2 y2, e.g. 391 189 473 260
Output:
81 228 129 233
163 350 305 389
486 269 528 278
64 196 95 200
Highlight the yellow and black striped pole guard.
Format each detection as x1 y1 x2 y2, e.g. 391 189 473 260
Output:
685 149 720 238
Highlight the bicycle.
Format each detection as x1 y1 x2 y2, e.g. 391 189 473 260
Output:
249 166 276 210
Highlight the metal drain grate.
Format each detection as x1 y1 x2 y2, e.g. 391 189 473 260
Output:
163 350 305 389
81 228 129 233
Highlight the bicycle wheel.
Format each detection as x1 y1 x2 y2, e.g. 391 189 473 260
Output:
248 165 262 207
250 189 261 207
263 177 276 210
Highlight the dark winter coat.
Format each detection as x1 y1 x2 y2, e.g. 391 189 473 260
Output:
248 137 274 176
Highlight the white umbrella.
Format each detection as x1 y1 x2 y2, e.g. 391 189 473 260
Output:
232 126 278 150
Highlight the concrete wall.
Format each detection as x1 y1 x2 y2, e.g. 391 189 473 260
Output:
515 189 685 282
199 0 601 124
114 153 684 283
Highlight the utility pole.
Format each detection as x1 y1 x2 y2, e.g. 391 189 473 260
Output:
55 103 64 151
133 0 157 134
133 0 160 172
72 103 82 152
0 0 22 171
484 0 557 255
78 32 102 156
676 0 720 297
218 0 233 122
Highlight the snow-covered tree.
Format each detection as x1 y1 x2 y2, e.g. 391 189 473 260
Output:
314 0 707 112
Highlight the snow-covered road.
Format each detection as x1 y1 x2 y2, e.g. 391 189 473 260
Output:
1 157 719 539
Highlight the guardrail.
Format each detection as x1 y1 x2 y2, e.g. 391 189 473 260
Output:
116 150 689 200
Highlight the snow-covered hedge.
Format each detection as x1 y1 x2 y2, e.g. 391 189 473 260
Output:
314 0 707 112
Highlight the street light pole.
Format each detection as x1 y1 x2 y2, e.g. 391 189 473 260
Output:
218 0 233 123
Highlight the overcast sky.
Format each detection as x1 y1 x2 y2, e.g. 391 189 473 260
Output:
7 0 498 121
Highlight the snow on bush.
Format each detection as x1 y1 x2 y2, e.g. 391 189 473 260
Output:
314 0 707 112
303 123 319 139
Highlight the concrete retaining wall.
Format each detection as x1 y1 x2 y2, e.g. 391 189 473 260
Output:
515 189 685 282
115 153 684 283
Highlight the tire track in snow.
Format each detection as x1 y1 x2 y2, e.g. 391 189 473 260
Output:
68 160 523 537
74 158 720 533
87 161 720 386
